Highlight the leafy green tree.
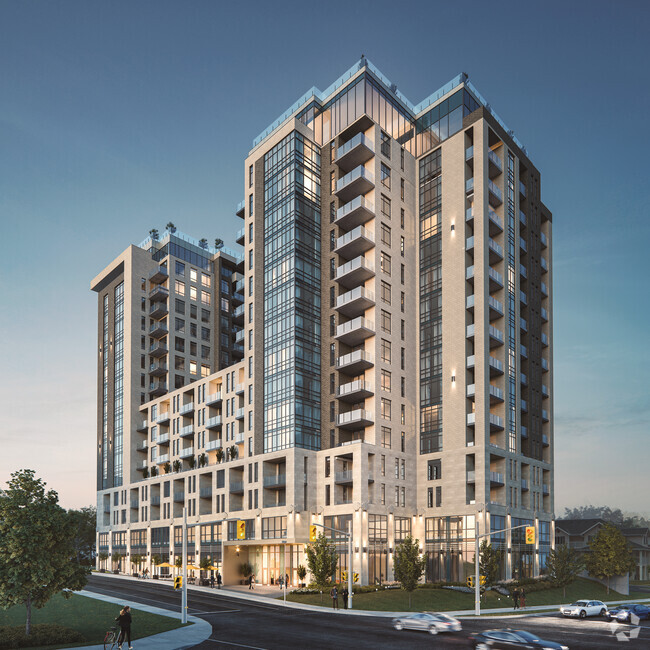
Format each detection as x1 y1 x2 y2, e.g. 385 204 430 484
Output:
305 533 338 603
98 551 109 570
131 554 143 574
166 222 176 233
392 535 426 609
199 556 212 572
67 506 96 566
545 544 584 597
198 238 208 249
585 522 636 593
214 238 224 250
296 564 307 585
478 540 501 587
0 470 88 636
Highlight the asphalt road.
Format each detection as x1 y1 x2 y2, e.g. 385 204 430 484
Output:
87 575 650 649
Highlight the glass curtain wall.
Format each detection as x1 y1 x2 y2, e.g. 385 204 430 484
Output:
113 282 124 486
263 132 322 451
512 517 534 579
102 294 109 488
425 516 475 582
506 153 518 455
418 149 443 454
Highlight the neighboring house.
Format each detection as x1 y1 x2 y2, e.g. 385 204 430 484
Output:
555 519 649 581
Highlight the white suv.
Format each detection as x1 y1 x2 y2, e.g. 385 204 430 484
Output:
560 600 607 618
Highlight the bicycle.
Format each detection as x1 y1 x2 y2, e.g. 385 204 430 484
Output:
103 625 119 650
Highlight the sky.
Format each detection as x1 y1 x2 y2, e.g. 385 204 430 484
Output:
0 0 648 515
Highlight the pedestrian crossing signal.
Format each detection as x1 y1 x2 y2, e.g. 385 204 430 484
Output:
237 520 246 540
174 576 183 590
309 525 317 542
525 526 535 544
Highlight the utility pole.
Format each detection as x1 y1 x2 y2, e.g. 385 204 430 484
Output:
182 507 187 624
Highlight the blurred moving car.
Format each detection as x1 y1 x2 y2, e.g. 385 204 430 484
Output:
469 628 569 649
605 603 650 622
391 612 462 635
559 599 607 618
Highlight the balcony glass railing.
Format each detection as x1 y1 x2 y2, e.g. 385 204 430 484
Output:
488 296 503 314
466 207 474 222
489 356 504 372
336 225 374 250
336 195 374 222
465 145 474 160
336 349 374 369
336 166 374 192
338 380 372 398
489 325 504 343
489 266 503 286
488 179 502 201
263 474 286 487
337 409 373 426
337 132 374 159
489 209 503 230
336 256 375 279
337 287 375 309
490 472 504 484
488 149 502 171
466 236 475 251
489 238 504 258
466 178 474 193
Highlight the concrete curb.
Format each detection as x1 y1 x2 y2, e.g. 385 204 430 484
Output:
73 589 212 650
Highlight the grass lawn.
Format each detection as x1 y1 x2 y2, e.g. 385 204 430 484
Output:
286 578 631 613
0 592 186 649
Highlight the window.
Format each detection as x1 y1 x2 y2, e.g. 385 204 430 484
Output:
249 193 253 216
175 337 185 352
436 486 442 507
201 308 210 323
380 339 391 363
380 281 391 305
400 291 405 312
395 487 399 507
201 364 209 378
190 268 198 283
201 291 210 305
401 376 405 397
427 487 433 508
330 315 336 336
395 458 399 479
330 286 335 308
401 263 405 284
381 194 391 218
330 201 336 223
400 236 405 257
175 280 185 296
190 304 197 319
381 131 390 158
330 230 336 251
401 348 405 370
330 170 336 193
201 345 210 359
401 319 405 340
190 360 197 375
175 261 185 275
381 370 391 393
190 286 197 301
400 208 405 228
381 427 391 449
330 141 336 163
325 484 330 506
401 487 405 507
249 164 253 187
401 405 405 425
380 484 385 505
325 457 330 477
330 343 335 365
201 327 210 341
381 310 391 333
190 322 197 337
381 455 386 476
381 163 391 188
400 146 405 171
329 373 335 394
380 252 391 275
401 431 405 452
201 273 210 287
174 318 185 333
249 250 253 269
400 178 405 200
381 398 391 420
381 222 391 246
330 258 336 279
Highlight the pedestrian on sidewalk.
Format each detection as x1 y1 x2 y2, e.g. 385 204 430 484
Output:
115 605 133 650
512 588 519 610
278 575 283 589
519 588 526 610
216 572 222 589
210 574 215 589
251 574 256 590
285 573 289 589
330 584 339 610
341 586 348 609
248 574 253 590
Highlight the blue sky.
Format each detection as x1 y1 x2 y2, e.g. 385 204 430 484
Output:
1 0 648 513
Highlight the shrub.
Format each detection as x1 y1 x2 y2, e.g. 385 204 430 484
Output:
0 624 84 649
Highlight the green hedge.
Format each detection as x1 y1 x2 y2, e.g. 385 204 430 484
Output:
0 624 85 649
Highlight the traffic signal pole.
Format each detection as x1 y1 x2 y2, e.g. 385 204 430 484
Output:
182 507 187 624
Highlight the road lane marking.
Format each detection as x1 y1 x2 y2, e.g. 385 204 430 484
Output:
191 609 241 615
206 638 267 649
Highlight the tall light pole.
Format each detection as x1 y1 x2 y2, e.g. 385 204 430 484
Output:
182 507 187 624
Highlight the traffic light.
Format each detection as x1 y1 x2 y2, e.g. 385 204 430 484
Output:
467 576 474 587
309 524 317 542
480 575 486 586
525 526 535 544
174 576 183 590
237 520 246 540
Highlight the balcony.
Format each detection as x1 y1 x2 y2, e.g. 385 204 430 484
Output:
206 391 222 405
466 207 474 223
466 324 474 339
466 265 474 282
179 446 194 459
149 342 168 358
521 426 528 438
541 358 549 372
488 180 503 206
490 385 504 403
489 325 504 348
490 472 505 486
336 132 375 172
466 470 476 483
335 166 374 202
488 149 502 177
157 433 170 445
520 264 527 280
149 265 168 284
542 484 550 496
466 236 474 254
465 145 474 161
542 434 549 447
236 252 245 269
541 282 548 297
467 412 475 427
521 399 528 412
236 199 245 218
157 454 170 464
336 350 374 374
135 459 147 470
149 300 168 319
489 413 504 430
466 355 475 369
335 256 375 289
149 285 169 302
235 329 245 344
337 380 373 403
130 499 139 509
205 439 222 451
206 415 222 429
488 238 504 263
149 381 167 397
520 290 528 306
520 236 527 253
235 408 245 420
232 291 244 306
540 231 548 248
466 178 474 195
233 304 245 324
180 402 194 416
263 474 286 489
519 180 527 198
234 432 244 443
234 276 245 293
335 226 375 260
155 411 170 424
149 362 168 377
489 209 503 235
174 492 185 503
541 332 548 347
466 294 475 311
229 481 244 494
488 266 504 292
235 227 245 246
336 287 375 318
200 487 212 499
151 496 161 506
521 317 528 333
520 210 527 228
335 196 375 230
335 470 354 484
180 424 194 438
542 409 549 422
337 409 373 430
521 479 529 491
488 296 504 320
541 307 549 322
489 356 504 375
521 345 528 359
335 316 375 346
149 321 168 339
542 384 549 398
137 419 148 432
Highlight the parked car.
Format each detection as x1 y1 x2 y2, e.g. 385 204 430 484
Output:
559 599 607 618
605 603 650 622
469 628 569 649
391 612 462 635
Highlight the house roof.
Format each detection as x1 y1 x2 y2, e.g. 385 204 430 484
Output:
622 527 650 536
555 519 605 536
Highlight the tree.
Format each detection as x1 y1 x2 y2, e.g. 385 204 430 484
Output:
214 238 224 250
216 448 224 463
305 533 338 604
142 467 149 479
297 564 307 586
173 460 181 473
131 554 143 574
97 551 109 570
198 453 207 468
392 535 426 609
166 222 176 233
67 506 96 566
546 544 584 597
151 554 162 576
198 238 208 249
239 562 253 580
164 461 171 474
478 540 501 587
188 456 196 469
229 445 238 461
199 556 212 573
0 470 88 636
175 555 183 572
149 228 159 241
585 522 636 593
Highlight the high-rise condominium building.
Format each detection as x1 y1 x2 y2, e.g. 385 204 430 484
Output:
92 59 553 586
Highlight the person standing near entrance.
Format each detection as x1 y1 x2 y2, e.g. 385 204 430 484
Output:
330 584 339 609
